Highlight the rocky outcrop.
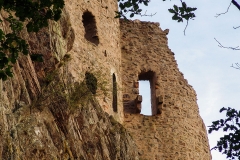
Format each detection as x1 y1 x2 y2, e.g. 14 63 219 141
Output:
0 86 138 159
0 8 138 160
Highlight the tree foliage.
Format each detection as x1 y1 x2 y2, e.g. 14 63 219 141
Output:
116 0 197 23
168 2 196 23
116 0 197 35
208 107 240 160
0 0 64 81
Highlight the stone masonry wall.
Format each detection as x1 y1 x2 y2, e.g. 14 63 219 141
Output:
120 20 212 160
0 1 138 159
0 0 212 159
63 0 123 122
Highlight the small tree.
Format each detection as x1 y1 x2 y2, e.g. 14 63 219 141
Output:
208 107 240 160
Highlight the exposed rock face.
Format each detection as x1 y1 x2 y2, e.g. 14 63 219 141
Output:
120 20 211 160
0 89 138 159
0 2 138 159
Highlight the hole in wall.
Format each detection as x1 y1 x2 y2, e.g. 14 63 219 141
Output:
82 11 99 45
139 80 151 115
138 71 157 116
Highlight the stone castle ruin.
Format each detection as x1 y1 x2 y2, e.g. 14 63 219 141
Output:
121 20 211 160
0 0 211 159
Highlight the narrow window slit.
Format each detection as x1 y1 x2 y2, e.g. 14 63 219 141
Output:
112 73 118 112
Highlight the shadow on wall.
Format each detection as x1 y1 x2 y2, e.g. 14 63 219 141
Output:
82 11 99 45
112 73 118 112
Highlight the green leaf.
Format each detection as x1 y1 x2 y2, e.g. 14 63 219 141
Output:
177 18 183 22
0 57 7 67
22 48 28 55
189 7 197 12
0 71 7 81
133 4 139 11
143 1 148 6
30 54 44 62
173 5 178 12
26 22 34 32
0 29 4 40
53 9 62 21
124 1 132 8
5 65 13 77
179 7 184 14
172 14 179 20
0 52 5 58
182 2 187 10
119 3 124 9
168 8 175 13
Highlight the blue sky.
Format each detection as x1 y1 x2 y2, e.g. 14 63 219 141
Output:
132 0 240 159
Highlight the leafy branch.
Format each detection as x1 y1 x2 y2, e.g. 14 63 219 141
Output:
0 0 64 81
116 0 197 35
115 0 151 18
208 107 240 159
168 1 197 35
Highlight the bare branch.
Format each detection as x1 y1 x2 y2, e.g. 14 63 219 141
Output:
232 0 240 10
184 20 189 36
215 2 232 18
233 26 240 29
215 0 240 18
214 38 240 50
140 10 157 17
231 63 240 70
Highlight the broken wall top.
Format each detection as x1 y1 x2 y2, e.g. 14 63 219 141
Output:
120 19 211 160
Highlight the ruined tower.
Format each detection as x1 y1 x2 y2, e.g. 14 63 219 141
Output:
0 0 211 159
64 0 124 122
120 20 212 159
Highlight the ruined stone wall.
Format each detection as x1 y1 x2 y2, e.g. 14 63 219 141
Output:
0 0 212 159
64 0 123 122
0 0 133 159
120 20 211 160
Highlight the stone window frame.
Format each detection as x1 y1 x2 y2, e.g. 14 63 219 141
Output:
138 71 157 115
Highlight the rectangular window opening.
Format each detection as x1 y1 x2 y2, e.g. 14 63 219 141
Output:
139 80 152 115
138 71 157 116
